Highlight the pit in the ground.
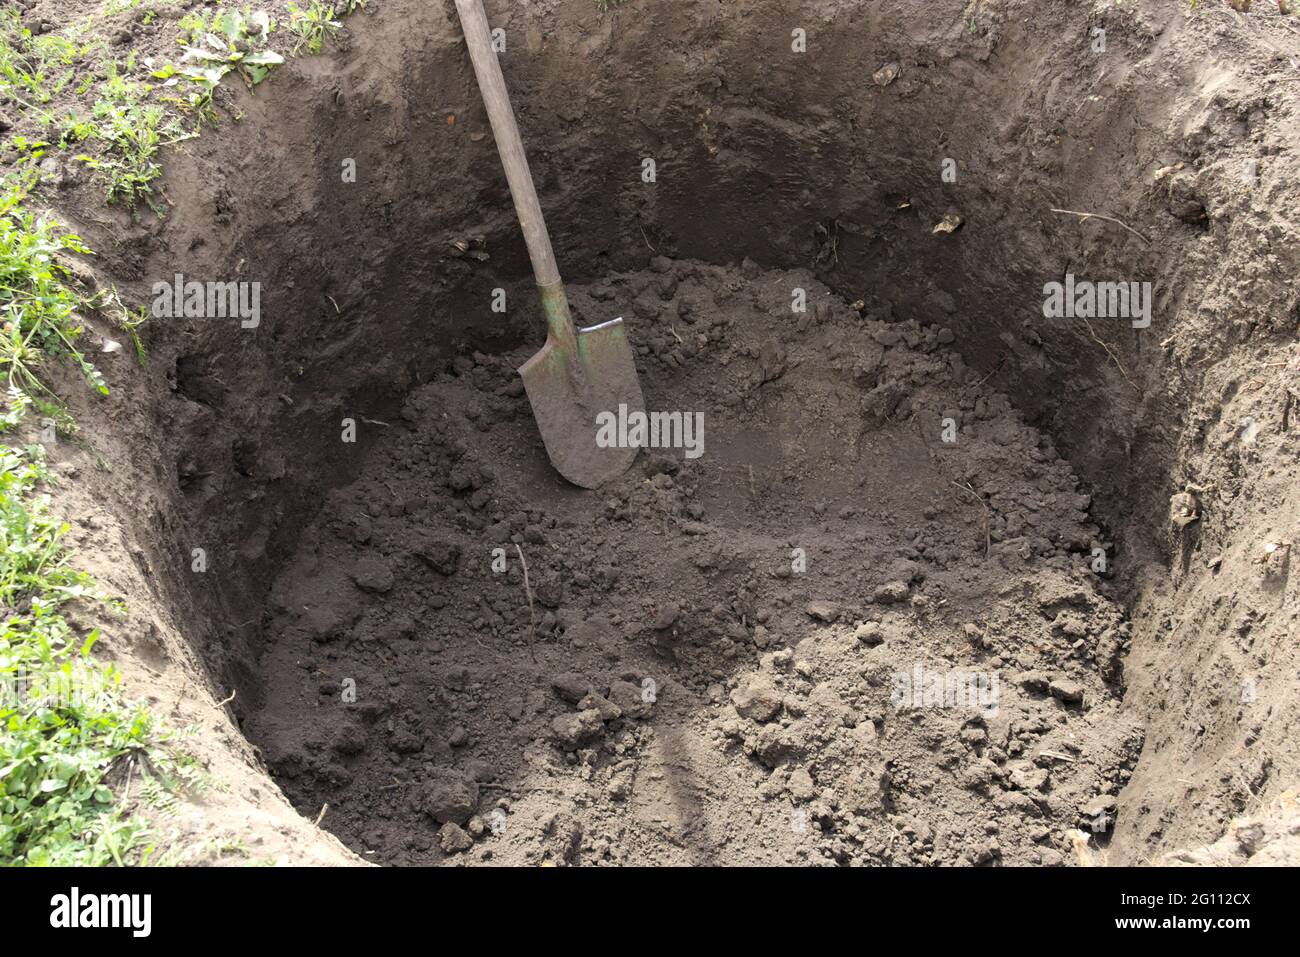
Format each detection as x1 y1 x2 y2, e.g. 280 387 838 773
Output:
237 259 1140 866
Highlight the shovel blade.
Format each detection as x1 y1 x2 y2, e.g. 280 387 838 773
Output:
519 317 645 489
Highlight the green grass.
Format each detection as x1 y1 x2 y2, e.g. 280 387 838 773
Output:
286 1 344 55
285 0 369 56
97 288 149 369
0 9 184 215
157 7 285 114
83 69 193 214
0 175 109 432
3 4 369 214
0 158 171 866
0 12 80 110
0 10 109 121
102 0 149 15
0 1 368 426
0 444 165 865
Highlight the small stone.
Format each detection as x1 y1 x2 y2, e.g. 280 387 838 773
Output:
873 580 910 603
872 62 900 86
416 539 461 575
1169 490 1199 529
853 622 885 645
438 822 473 854
731 674 783 722
806 600 839 623
652 602 680 630
871 325 903 348
448 726 469 747
608 680 651 719
1009 764 1050 792
350 556 394 593
1052 611 1089 639
1080 795 1117 818
1016 671 1051 693
577 692 622 722
932 212 964 235
969 839 1000 865
607 773 633 800
770 648 795 670
787 768 817 802
551 709 604 749
551 673 591 704
1049 678 1085 705
421 770 478 824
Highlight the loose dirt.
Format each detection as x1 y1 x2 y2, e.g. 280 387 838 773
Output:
242 260 1145 865
24 0 1300 866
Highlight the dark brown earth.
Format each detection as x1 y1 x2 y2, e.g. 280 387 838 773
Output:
24 0 1300 864
243 260 1146 864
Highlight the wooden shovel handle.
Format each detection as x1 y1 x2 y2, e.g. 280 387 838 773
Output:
455 0 563 293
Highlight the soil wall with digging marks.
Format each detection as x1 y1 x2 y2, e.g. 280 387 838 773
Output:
43 0 1300 863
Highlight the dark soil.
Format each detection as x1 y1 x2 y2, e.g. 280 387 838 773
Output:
31 0 1300 865
244 260 1144 864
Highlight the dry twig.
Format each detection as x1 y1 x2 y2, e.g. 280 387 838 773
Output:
1080 315 1141 392
1049 207 1151 245
514 544 538 664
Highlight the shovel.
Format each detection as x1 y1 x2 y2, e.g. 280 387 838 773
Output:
455 0 646 489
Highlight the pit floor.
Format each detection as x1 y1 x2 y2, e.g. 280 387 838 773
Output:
242 259 1143 865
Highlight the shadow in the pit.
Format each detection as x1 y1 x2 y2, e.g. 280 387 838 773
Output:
654 721 724 866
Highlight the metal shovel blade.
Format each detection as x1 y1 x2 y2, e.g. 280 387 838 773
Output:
519 316 646 489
